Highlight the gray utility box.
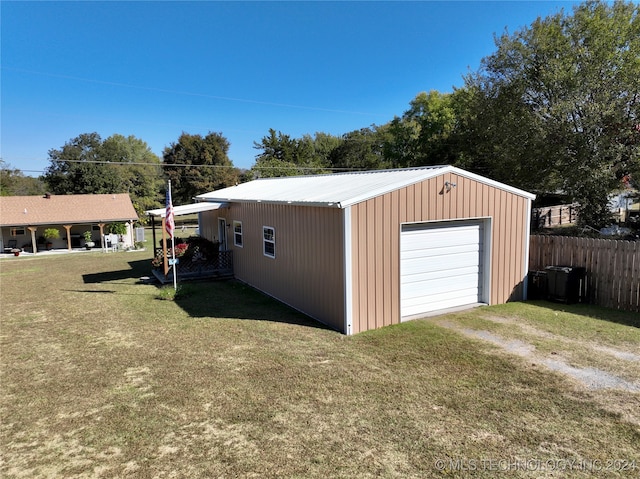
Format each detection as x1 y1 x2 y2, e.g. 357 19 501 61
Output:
544 266 586 304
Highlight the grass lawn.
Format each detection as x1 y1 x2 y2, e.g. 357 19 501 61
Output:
1 251 639 478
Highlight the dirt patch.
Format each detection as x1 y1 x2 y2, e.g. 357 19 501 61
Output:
436 319 640 393
434 315 640 429
483 314 640 362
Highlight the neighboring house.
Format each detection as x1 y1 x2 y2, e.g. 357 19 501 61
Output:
196 166 536 335
0 193 138 253
609 188 639 223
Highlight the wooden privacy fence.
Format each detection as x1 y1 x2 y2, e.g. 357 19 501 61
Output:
531 203 578 229
529 235 639 312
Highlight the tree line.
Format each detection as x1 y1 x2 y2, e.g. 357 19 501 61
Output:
1 1 638 228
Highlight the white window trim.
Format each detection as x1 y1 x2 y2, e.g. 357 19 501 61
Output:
263 226 275 258
233 220 243 248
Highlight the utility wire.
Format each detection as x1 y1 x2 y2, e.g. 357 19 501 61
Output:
10 159 367 170
3 67 384 117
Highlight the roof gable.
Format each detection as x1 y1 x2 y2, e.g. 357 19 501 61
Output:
0 194 138 226
197 166 535 207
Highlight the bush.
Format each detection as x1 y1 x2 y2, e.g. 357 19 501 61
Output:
108 222 127 235
43 228 60 240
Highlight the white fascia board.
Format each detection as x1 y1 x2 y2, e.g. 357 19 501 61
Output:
338 167 447 208
145 202 227 217
450 167 537 200
200 198 343 209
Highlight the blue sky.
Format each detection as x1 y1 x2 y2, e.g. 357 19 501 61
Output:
2 1 581 175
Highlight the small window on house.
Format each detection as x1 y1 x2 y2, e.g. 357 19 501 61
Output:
10 228 25 236
263 226 275 258
233 221 243 247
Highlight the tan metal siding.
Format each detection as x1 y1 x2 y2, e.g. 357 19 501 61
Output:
350 173 530 333
222 203 346 332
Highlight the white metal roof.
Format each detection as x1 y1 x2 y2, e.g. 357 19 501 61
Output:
196 166 535 208
145 202 227 218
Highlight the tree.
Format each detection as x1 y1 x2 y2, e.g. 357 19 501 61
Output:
44 133 122 194
43 132 164 220
163 132 239 204
463 0 640 227
251 129 336 177
395 91 458 167
101 134 164 215
0 160 46 196
328 127 390 171
252 129 302 177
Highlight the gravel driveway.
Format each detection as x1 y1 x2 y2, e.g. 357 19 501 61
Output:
431 313 640 426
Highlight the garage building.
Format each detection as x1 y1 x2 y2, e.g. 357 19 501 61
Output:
196 166 535 334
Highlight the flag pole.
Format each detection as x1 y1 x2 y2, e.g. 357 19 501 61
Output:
166 180 177 290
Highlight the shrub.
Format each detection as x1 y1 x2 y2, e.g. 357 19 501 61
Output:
43 228 60 240
107 222 127 235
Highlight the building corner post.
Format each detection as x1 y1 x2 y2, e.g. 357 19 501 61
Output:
343 206 353 335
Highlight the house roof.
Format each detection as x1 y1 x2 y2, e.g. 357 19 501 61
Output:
196 166 536 208
145 202 227 218
0 193 139 227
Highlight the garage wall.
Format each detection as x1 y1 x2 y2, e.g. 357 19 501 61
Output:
349 172 530 334
222 203 346 332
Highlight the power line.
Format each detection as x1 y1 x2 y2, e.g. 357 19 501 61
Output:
3 160 364 176
3 67 385 117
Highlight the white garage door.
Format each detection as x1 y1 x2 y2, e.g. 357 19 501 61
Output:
400 221 485 318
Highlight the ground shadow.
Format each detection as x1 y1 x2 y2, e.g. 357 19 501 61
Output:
82 260 334 332
82 259 153 284
168 279 334 332
525 300 639 329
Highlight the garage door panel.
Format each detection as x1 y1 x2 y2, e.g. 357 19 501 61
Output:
401 229 481 251
402 223 481 236
401 243 481 261
401 251 481 273
402 288 481 317
401 265 480 288
400 220 486 318
403 286 479 308
402 274 480 299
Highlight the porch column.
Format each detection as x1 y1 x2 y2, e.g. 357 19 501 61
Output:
128 220 134 248
63 225 73 250
27 227 38 254
162 217 169 276
98 223 106 250
151 215 157 255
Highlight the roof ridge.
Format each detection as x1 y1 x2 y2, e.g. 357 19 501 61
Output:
253 165 449 181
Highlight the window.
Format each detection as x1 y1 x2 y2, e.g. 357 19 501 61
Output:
10 228 25 236
263 226 275 258
233 221 243 247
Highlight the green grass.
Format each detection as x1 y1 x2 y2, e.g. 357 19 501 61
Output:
1 252 639 478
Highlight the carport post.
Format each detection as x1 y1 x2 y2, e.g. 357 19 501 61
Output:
63 225 72 250
28 227 38 254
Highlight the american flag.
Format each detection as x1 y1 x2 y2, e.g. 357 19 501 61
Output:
165 186 175 239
